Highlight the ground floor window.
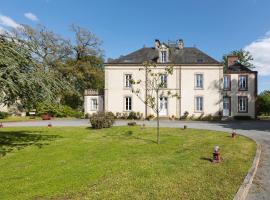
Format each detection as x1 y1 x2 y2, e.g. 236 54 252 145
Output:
91 98 98 111
195 96 203 112
124 97 132 111
238 96 248 113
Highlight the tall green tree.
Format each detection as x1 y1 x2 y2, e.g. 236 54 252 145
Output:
257 90 270 115
222 49 254 69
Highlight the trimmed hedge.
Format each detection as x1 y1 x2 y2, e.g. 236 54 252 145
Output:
36 103 83 118
89 112 115 129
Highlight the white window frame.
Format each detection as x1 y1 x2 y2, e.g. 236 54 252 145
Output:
161 51 167 63
160 74 168 88
195 73 204 89
124 96 132 111
239 75 248 90
195 96 204 112
124 74 132 88
238 96 248 113
223 75 231 90
90 98 98 111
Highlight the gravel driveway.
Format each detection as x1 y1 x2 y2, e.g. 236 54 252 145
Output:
2 119 270 199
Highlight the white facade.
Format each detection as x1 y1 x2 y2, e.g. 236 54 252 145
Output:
84 40 257 119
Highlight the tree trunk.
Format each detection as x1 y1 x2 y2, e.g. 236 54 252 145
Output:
156 91 160 144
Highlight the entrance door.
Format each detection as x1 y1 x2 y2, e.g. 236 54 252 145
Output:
223 97 230 117
159 97 168 116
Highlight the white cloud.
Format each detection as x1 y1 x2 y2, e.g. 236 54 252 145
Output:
24 12 38 21
0 15 22 29
245 32 270 76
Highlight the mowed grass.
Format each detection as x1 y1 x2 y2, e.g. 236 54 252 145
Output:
0 126 256 200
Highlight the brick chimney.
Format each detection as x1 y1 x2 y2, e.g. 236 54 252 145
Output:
155 39 161 49
227 55 239 67
178 39 184 49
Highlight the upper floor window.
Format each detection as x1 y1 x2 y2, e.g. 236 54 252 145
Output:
195 96 203 112
124 96 132 111
161 51 167 63
239 75 248 90
160 74 168 88
223 75 231 90
91 98 98 111
195 74 203 89
238 96 248 113
124 74 132 88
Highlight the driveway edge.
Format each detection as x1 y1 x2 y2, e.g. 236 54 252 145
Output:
233 142 261 200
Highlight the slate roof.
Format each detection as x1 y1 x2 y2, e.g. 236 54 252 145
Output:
107 46 221 65
225 62 256 73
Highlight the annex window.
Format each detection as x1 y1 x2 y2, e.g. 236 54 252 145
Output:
195 74 204 89
223 75 231 90
160 74 168 88
239 75 248 90
161 51 167 63
124 97 132 111
195 96 203 112
124 74 132 88
238 96 248 113
91 98 98 111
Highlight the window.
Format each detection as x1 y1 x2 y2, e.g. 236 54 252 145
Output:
195 96 203 112
124 74 132 88
223 75 231 90
124 97 132 111
239 75 248 90
91 98 98 111
160 74 167 88
238 96 248 113
195 74 203 89
161 51 167 62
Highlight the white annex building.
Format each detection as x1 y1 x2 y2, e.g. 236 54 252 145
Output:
85 39 257 119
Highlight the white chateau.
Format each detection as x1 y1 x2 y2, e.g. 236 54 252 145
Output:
85 39 257 119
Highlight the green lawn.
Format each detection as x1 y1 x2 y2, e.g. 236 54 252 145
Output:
0 126 256 200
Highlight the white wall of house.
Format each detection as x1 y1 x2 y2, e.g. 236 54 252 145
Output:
84 95 104 115
105 64 223 118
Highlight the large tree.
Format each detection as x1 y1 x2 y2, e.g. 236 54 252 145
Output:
0 24 104 110
257 90 270 116
222 49 254 69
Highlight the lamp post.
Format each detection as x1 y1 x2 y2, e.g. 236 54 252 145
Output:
213 146 221 163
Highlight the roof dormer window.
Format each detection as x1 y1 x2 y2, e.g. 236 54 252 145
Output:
161 51 167 63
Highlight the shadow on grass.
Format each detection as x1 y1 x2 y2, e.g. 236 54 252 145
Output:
200 157 213 162
0 131 60 157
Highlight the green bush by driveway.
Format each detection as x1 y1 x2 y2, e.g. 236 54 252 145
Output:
0 126 256 200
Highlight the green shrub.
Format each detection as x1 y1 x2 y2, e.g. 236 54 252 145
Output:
146 114 155 120
234 116 252 120
89 112 115 129
0 111 9 119
36 103 83 118
181 111 189 120
127 112 138 119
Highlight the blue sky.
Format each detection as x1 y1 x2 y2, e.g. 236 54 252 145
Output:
0 0 270 92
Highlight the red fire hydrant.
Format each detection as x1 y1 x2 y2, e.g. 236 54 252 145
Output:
213 146 221 163
0 122 3 128
232 129 237 138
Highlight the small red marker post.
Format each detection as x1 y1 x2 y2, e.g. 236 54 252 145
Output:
232 129 237 138
213 146 221 163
